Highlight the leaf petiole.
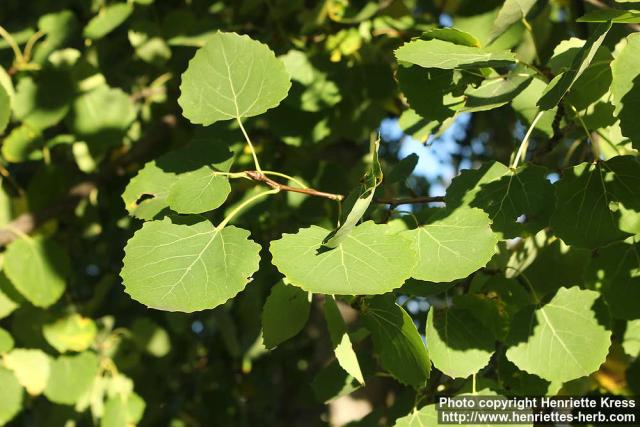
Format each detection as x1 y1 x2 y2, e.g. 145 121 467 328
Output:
511 110 544 169
236 117 262 174
216 188 280 230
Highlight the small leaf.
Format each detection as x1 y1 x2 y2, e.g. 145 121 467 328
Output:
4 349 51 395
426 306 495 378
0 367 23 425
261 280 311 349
67 85 135 147
422 28 481 47
403 207 498 282
0 79 11 134
577 9 640 23
102 393 146 427
179 32 291 125
623 320 640 357
2 125 43 162
270 221 417 295
122 141 234 219
323 139 381 248
489 0 538 43
505 287 611 382
537 22 611 110
0 328 14 353
121 219 261 312
464 72 532 111
395 39 516 69
43 314 97 353
13 68 73 130
362 296 429 388
44 352 99 405
83 3 133 40
4 236 70 308
323 296 364 384
311 359 361 403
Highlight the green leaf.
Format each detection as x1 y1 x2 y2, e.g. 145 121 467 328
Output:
4 236 70 308
122 141 234 219
505 287 612 382
4 349 51 395
131 318 171 357
489 0 538 43
32 10 78 63
121 219 261 312
511 78 556 137
613 34 640 149
0 367 23 425
0 328 14 353
311 359 361 403
261 280 311 349
537 22 611 110
393 405 438 427
623 320 640 357
550 159 636 248
426 306 495 378
67 85 135 147
43 314 97 353
270 221 417 295
403 207 498 282
464 72 532 111
0 80 10 134
578 9 640 23
397 66 463 128
178 32 291 125
2 125 43 162
422 28 481 47
102 393 146 427
323 296 364 384
395 39 517 69
362 296 429 388
44 352 99 405
586 239 640 320
446 163 556 238
83 3 133 40
14 68 73 130
323 139 381 248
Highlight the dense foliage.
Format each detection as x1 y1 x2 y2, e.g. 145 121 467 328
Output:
0 0 639 425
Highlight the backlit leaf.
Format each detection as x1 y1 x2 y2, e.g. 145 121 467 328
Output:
323 296 364 384
395 39 517 69
270 221 417 295
505 287 611 382
262 280 311 349
45 352 99 405
179 32 291 125
121 219 261 312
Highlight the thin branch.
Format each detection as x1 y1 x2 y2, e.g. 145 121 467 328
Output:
374 195 445 206
0 181 96 246
245 171 344 201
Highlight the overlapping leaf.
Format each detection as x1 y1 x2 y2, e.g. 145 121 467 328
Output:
270 221 416 295
121 219 261 312
551 156 639 248
323 296 364 384
403 206 498 282
262 280 311 349
362 296 429 388
395 39 517 69
446 162 555 238
122 141 234 219
505 287 611 382
44 352 99 405
537 22 611 110
612 33 640 149
426 306 495 378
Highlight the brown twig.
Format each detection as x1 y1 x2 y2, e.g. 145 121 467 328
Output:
0 181 96 246
374 196 445 206
244 171 344 201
